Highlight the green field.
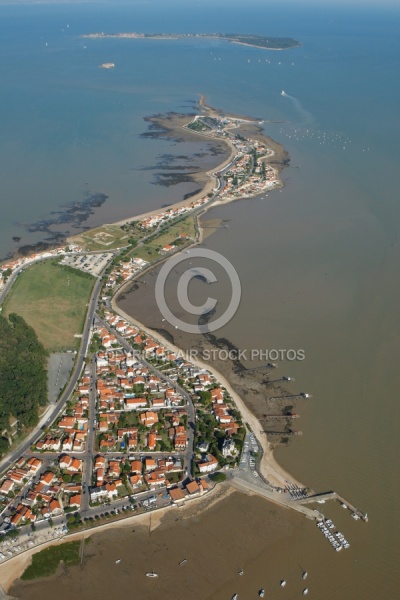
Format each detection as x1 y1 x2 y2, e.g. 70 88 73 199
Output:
70 224 130 252
3 259 95 351
128 214 197 263
21 541 81 580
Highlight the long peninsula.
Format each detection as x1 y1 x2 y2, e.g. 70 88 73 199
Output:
81 32 301 50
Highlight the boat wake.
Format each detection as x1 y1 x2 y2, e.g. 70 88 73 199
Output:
280 90 314 126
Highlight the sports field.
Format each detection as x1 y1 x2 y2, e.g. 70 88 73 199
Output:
3 259 95 351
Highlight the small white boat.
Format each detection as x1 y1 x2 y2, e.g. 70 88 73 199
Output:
115 559 121 564
302 571 308 580
179 559 188 566
351 513 360 520
238 569 244 576
303 588 309 595
146 571 158 578
259 589 265 598
232 595 238 600
280 580 287 587
341 503 347 508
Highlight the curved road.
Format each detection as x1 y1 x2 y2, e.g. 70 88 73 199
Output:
0 274 104 475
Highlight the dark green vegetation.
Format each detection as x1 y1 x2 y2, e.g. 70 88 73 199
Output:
209 472 227 483
21 541 81 580
0 314 47 438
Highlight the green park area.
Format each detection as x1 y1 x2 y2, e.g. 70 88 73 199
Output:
21 541 81 580
128 214 197 263
71 224 130 252
3 259 95 351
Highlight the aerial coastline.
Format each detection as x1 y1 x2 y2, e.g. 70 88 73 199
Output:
0 98 366 595
81 32 301 51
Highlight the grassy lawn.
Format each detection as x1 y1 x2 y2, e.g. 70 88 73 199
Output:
69 224 130 252
3 259 95 351
21 541 81 580
128 214 196 263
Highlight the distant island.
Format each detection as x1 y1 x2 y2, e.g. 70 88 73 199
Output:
81 32 301 51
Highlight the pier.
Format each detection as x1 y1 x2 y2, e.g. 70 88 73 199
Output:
229 475 322 521
261 429 302 436
270 393 312 400
262 414 299 419
296 491 368 522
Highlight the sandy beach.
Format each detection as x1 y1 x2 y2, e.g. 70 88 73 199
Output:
75 96 287 233
112 296 303 490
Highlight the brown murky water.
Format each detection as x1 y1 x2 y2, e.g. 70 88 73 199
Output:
13 124 400 600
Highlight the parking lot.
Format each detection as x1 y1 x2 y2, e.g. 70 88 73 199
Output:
61 252 113 276
239 433 260 478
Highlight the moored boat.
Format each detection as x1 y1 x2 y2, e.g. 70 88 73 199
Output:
259 590 265 598
280 580 287 587
302 571 308 580
146 571 158 578
303 588 309 595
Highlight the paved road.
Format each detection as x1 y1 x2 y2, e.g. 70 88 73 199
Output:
96 315 196 476
81 358 98 512
0 274 103 475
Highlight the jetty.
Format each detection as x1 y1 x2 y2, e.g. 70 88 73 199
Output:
296 492 368 522
261 429 302 436
270 393 311 400
262 414 300 419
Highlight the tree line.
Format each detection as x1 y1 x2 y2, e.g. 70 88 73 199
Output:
0 313 48 440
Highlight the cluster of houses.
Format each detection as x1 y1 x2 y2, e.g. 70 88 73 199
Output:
0 454 85 529
100 311 244 473
34 373 92 454
104 256 149 291
186 114 280 200
91 454 184 504
0 299 245 533
219 140 279 199
93 320 189 455
168 477 209 504
137 197 210 231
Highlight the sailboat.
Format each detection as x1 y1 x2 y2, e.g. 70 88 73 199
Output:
145 513 158 577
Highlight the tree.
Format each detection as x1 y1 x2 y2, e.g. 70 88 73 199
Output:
210 472 227 483
0 314 48 431
2 268 12 281
0 437 9 456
